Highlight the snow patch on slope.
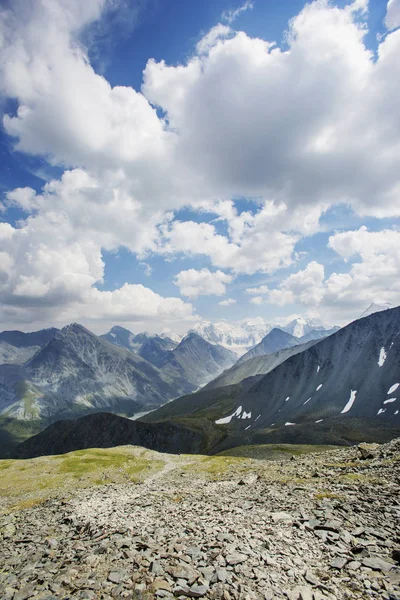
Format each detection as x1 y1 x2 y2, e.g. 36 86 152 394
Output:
388 383 399 394
341 390 357 414
378 347 387 367
215 405 242 425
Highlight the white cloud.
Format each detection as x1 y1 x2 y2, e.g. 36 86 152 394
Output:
219 298 236 306
222 1 254 24
174 268 233 298
268 261 326 307
245 285 269 295
267 228 400 322
385 0 400 31
250 296 264 305
1 0 400 330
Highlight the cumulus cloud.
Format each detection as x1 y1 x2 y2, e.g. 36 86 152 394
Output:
245 285 269 295
143 0 400 217
250 296 264 305
385 0 400 31
219 298 236 306
267 228 400 321
1 0 400 329
268 261 326 307
174 269 233 298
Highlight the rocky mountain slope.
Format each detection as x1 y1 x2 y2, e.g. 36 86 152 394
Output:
100 326 178 356
0 327 58 366
212 306 400 433
205 339 318 390
13 412 217 459
159 333 237 388
1 439 400 600
236 328 300 365
0 328 58 348
0 324 192 423
144 306 400 447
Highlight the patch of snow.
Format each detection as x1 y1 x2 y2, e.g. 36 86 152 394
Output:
316 384 323 391
254 414 261 422
110 332 116 338
285 422 296 426
317 365 320 373
384 398 397 405
242 411 252 419
378 347 387 367
215 405 243 425
303 397 311 405
244 425 251 430
341 390 357 414
271 423 275 426
377 408 386 416
315 419 323 423
285 396 290 402
388 383 399 394
395 410 399 415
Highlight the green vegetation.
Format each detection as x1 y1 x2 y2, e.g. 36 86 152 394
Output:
0 446 165 513
182 454 246 480
216 443 339 460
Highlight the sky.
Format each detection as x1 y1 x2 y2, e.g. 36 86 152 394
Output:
0 0 400 335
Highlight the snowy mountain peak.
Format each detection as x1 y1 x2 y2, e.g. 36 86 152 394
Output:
360 303 393 319
189 319 274 356
282 317 332 338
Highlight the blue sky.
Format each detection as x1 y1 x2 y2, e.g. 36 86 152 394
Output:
0 0 399 334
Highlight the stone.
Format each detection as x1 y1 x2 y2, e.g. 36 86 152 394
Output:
330 557 348 569
226 553 247 565
271 512 292 522
392 549 400 563
304 569 319 585
287 585 314 600
358 443 379 460
107 571 127 584
362 557 395 572
152 579 172 592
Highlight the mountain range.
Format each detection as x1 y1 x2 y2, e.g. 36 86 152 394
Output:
0 324 236 455
2 303 399 457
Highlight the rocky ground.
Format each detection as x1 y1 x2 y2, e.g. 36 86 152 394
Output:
1 440 400 600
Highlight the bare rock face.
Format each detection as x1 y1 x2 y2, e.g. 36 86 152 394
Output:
1 438 400 600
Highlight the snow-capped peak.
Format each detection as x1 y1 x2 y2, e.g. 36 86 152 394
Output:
189 319 274 356
281 317 331 338
360 303 393 319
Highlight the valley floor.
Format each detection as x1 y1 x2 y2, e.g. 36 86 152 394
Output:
0 441 400 600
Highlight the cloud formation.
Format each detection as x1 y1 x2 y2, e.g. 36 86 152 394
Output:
174 269 233 298
0 0 399 329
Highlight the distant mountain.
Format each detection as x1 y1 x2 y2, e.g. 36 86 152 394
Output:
359 303 393 319
0 342 40 365
0 328 58 349
160 333 237 388
298 326 340 344
100 326 151 353
0 327 59 367
0 323 191 423
282 317 333 338
236 328 299 365
138 336 177 368
14 308 400 458
205 339 318 390
189 319 273 356
146 307 400 446
212 306 400 431
101 326 178 362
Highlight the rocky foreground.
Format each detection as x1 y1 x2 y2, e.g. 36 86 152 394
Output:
1 440 400 600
